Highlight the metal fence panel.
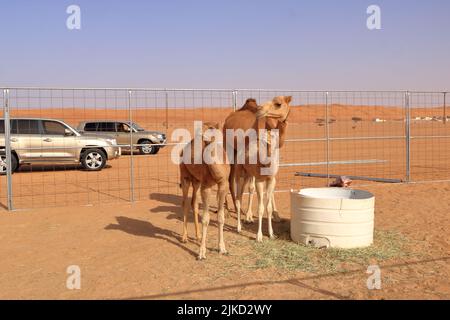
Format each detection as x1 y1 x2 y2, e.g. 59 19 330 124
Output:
0 88 449 211
130 89 234 202
409 92 450 181
328 91 407 183
5 88 132 208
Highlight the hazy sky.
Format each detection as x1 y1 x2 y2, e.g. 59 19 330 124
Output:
0 0 449 90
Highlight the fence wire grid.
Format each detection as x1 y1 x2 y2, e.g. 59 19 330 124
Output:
1 88 449 210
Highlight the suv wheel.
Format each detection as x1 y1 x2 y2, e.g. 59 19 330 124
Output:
139 140 155 155
81 149 107 171
0 153 18 175
150 146 160 155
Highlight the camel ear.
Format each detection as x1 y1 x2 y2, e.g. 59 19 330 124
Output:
284 96 292 104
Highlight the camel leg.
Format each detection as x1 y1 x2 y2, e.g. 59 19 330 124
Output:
228 164 237 212
224 195 232 218
192 180 201 241
217 191 231 219
235 174 245 234
198 186 211 260
255 179 265 242
181 178 191 243
271 192 282 222
245 176 255 223
217 181 228 255
266 177 276 239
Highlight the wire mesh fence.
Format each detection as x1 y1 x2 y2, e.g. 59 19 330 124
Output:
1 88 449 210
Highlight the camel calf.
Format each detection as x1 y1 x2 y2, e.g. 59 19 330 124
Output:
179 122 230 259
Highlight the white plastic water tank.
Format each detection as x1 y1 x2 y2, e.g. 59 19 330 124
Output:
290 188 375 249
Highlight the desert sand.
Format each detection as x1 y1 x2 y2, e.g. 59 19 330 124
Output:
0 104 449 299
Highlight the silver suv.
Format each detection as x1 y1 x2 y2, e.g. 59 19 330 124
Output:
0 118 121 174
77 121 166 155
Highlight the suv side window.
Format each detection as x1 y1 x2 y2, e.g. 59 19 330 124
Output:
84 123 98 131
0 120 41 134
42 120 67 135
13 119 41 134
98 122 116 132
116 122 131 133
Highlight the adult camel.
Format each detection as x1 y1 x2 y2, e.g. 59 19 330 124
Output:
223 96 291 241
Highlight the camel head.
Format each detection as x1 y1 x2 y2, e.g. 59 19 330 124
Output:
256 96 292 128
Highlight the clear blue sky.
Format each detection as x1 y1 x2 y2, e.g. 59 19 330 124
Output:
0 0 449 90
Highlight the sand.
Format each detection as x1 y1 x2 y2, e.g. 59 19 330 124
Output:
0 104 449 299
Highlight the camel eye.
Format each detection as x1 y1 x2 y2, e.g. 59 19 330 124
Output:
275 103 282 108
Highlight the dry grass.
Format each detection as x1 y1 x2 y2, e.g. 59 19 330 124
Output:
236 230 416 273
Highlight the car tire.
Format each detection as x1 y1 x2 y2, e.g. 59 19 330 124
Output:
150 146 160 155
138 140 155 155
0 152 18 175
80 149 107 171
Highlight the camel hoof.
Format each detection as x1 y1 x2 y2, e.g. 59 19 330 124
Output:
244 219 254 224
181 236 188 243
272 211 282 222
269 234 276 240
256 233 263 242
198 248 207 260
237 224 242 234
219 248 228 255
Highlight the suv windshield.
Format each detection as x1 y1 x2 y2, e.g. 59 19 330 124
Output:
131 123 145 131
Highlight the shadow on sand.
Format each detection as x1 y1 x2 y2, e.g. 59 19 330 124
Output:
148 191 290 239
105 216 198 258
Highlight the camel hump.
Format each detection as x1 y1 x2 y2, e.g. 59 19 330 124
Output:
238 98 258 113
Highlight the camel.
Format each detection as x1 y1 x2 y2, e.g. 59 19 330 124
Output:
179 122 230 260
223 96 291 241
229 99 282 223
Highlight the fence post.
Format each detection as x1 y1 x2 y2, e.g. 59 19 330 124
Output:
325 91 330 186
3 89 13 210
444 92 447 125
405 91 411 182
128 89 135 202
165 89 169 130
232 90 237 111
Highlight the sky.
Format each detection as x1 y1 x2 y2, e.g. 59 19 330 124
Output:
0 0 449 91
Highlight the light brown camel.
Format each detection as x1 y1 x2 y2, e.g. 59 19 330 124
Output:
223 96 291 241
179 122 230 259
229 99 281 223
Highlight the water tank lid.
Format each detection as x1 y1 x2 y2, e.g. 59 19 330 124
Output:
297 188 374 200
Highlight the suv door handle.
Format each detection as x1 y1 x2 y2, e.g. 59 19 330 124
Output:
43 138 52 142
